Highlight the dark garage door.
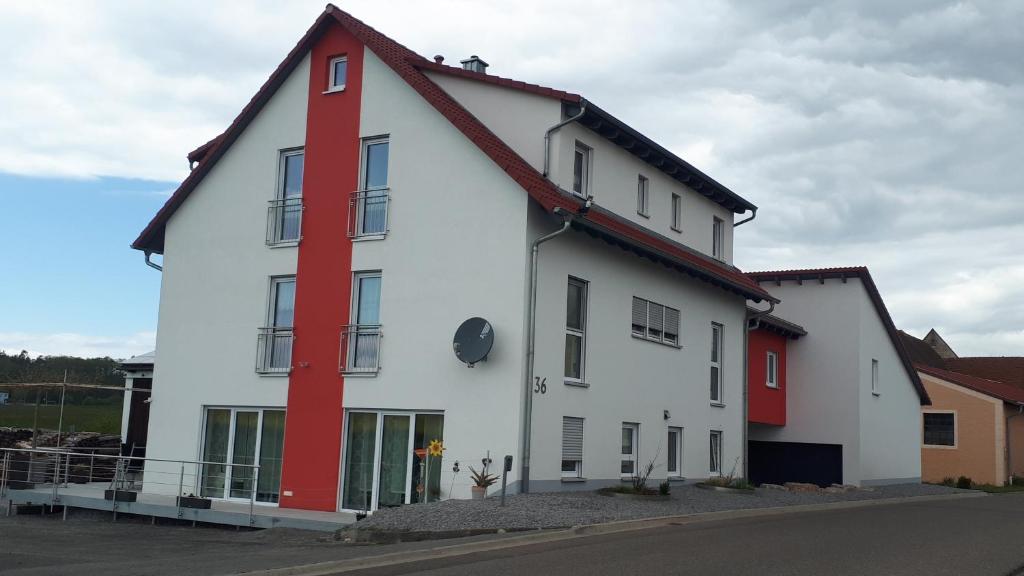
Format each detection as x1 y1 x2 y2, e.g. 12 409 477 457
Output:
748 440 842 487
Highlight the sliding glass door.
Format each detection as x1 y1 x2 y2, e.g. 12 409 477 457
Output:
200 407 285 504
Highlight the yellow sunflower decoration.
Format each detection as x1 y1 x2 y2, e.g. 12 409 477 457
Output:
428 439 445 457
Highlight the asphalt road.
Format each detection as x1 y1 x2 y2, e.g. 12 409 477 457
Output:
350 494 1024 576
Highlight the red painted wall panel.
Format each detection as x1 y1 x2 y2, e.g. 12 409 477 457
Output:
748 329 787 426
278 24 364 511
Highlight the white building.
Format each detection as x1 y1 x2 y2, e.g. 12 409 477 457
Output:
131 5 778 513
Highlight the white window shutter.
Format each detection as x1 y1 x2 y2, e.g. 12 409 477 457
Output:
562 417 584 461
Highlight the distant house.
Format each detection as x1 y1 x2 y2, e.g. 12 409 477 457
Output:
119 351 155 459
900 330 1024 485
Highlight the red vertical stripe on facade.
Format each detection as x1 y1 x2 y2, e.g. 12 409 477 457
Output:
748 330 787 426
279 24 363 511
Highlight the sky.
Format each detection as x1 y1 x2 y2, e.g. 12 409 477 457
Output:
0 0 1021 359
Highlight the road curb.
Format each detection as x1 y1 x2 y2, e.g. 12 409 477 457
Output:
240 492 984 576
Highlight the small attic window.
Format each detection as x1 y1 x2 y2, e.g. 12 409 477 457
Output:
327 56 347 92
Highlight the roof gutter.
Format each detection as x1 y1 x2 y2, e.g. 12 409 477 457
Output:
543 100 588 177
144 251 163 272
734 208 757 228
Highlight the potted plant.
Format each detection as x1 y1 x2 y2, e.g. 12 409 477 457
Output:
177 492 212 509
469 466 498 500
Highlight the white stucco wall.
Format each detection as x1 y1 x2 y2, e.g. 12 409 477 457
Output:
528 204 748 490
144 55 310 494
343 51 532 501
549 123 736 263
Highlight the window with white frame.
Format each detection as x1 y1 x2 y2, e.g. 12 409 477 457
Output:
667 427 683 477
328 56 348 91
637 175 649 217
671 193 682 232
709 430 722 475
871 358 880 395
572 142 591 197
710 323 724 404
712 216 724 260
267 149 304 245
200 407 286 503
631 297 680 346
352 137 390 238
766 350 779 388
561 417 584 478
621 423 639 477
564 277 588 382
923 412 955 447
343 272 382 373
257 277 296 374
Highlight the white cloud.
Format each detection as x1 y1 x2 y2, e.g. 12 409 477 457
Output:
0 332 156 361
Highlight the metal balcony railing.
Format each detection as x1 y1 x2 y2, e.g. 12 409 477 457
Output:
256 327 293 374
348 189 390 238
266 197 303 245
340 324 382 374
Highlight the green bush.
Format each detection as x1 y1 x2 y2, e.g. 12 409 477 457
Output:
940 477 956 487
956 476 973 489
659 481 670 496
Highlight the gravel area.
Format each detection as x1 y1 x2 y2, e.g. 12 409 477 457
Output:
355 483 970 532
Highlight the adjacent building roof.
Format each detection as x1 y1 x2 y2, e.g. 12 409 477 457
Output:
924 328 959 359
916 363 1024 405
748 309 807 339
898 330 945 369
944 357 1024 388
131 5 774 303
120 350 155 370
746 267 931 405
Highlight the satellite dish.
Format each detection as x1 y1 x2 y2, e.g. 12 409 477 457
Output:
453 317 494 367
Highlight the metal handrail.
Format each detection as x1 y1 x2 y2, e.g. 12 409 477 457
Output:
348 188 390 238
256 326 294 374
266 196 303 245
340 324 382 374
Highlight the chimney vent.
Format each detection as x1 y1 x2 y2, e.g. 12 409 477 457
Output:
460 55 489 74
433 55 444 64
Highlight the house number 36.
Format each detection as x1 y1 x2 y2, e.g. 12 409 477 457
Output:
534 377 548 394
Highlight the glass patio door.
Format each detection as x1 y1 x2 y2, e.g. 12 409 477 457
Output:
200 408 286 504
377 415 411 508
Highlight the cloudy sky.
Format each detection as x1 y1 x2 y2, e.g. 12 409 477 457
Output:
0 0 1020 358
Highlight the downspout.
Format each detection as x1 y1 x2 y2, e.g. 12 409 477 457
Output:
1007 404 1023 485
543 101 588 177
521 206 577 493
144 251 163 272
744 301 775 479
733 208 757 228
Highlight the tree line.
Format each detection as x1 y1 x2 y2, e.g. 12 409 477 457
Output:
0 351 125 405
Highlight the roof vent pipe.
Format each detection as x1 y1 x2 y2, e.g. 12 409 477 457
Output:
460 55 488 73
433 55 444 64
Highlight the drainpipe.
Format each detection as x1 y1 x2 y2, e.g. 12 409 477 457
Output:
744 301 775 479
521 205 580 493
144 251 163 272
543 101 588 177
1007 404 1023 485
733 208 757 228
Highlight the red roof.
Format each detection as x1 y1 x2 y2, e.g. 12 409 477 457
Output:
413 59 582 103
132 5 773 303
916 363 1024 405
943 357 1024 388
747 267 931 405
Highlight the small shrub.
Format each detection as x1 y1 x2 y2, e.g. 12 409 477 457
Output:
659 481 670 496
1011 476 1024 487
940 477 956 487
956 476 973 489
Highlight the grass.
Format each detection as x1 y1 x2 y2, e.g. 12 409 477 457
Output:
0 403 123 434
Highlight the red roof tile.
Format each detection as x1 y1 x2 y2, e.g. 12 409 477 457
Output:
944 357 1024 388
413 59 582 103
916 363 1024 405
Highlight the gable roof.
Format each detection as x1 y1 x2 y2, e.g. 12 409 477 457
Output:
916 363 1024 405
747 267 931 405
131 5 774 303
898 330 945 369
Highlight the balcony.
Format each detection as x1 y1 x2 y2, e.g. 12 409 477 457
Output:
340 324 381 375
348 189 390 239
266 197 303 246
256 327 293 374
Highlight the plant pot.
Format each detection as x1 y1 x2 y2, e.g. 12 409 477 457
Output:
104 489 137 502
471 486 486 500
177 496 212 509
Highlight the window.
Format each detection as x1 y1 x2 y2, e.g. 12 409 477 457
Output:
564 278 588 382
710 323 723 404
923 412 955 447
631 297 680 346
342 272 382 374
621 423 639 477
257 277 295 373
561 417 584 478
712 217 724 260
200 407 286 503
572 142 590 197
636 175 649 217
871 359 880 395
267 150 304 245
667 427 683 477
352 137 390 238
709 430 722 475
766 351 779 388
671 193 682 231
328 56 348 91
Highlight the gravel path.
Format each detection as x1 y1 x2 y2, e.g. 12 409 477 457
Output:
355 484 969 532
